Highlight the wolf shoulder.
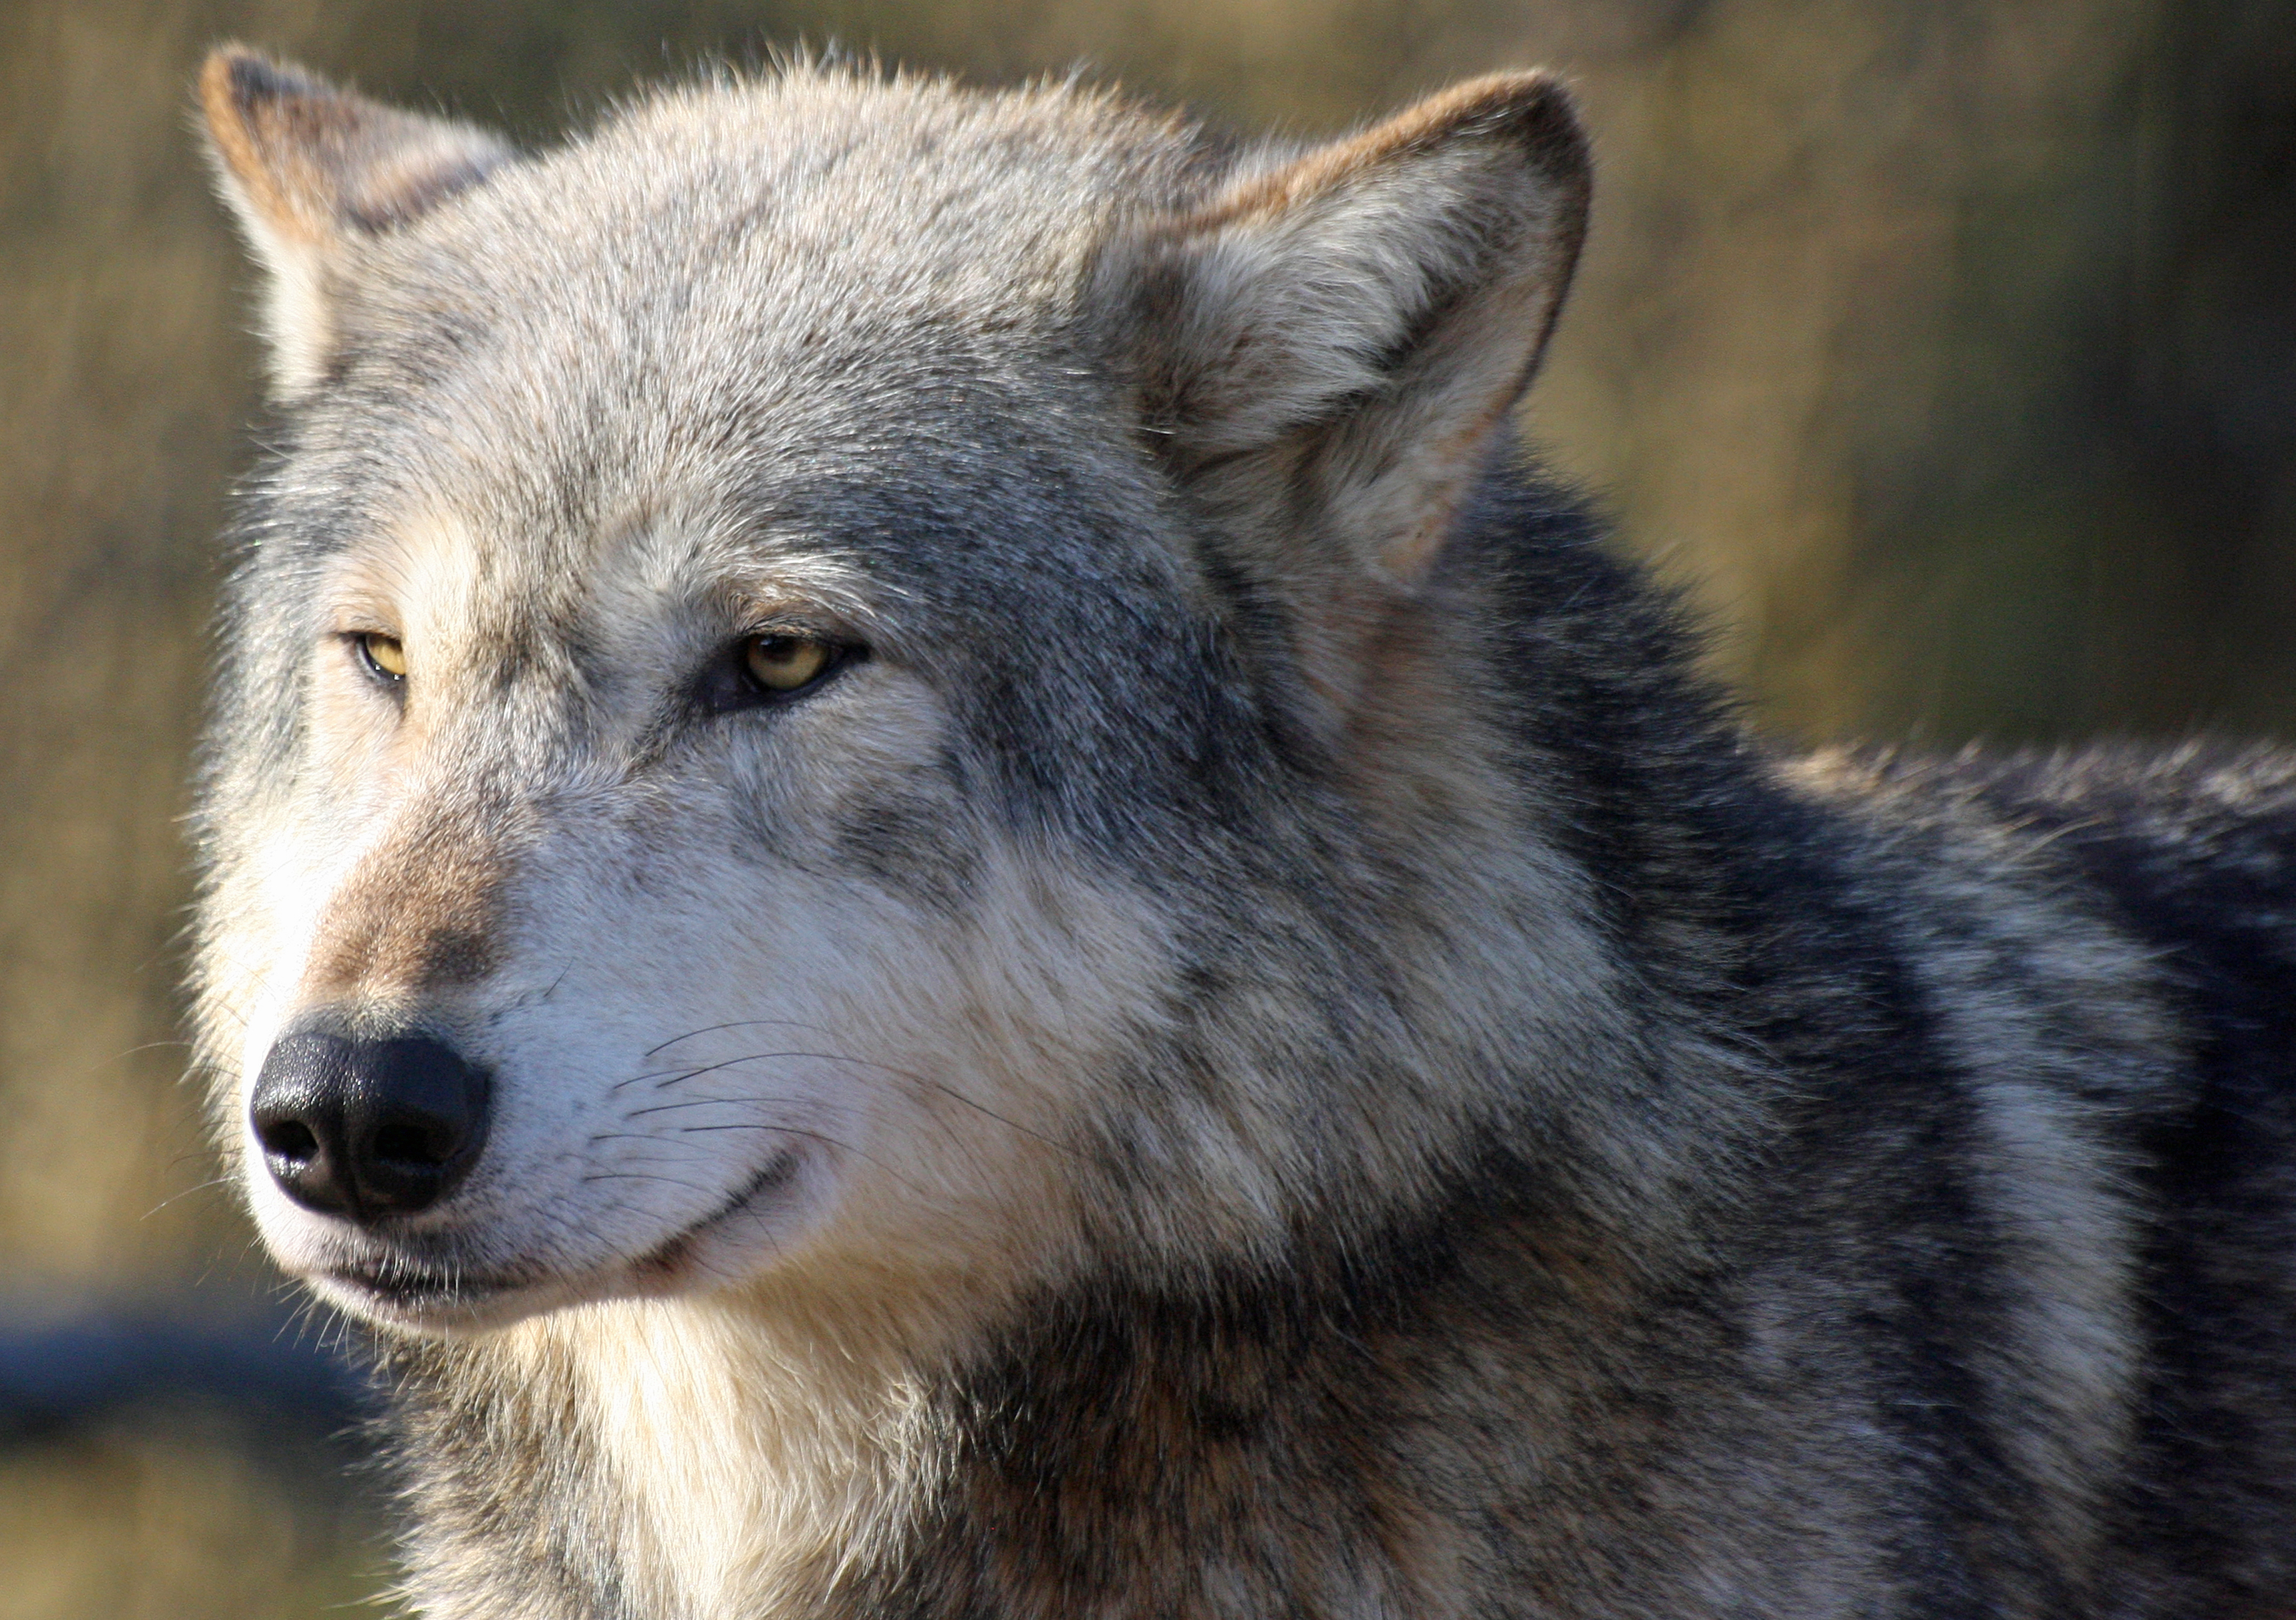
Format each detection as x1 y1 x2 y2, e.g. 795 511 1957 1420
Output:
1792 741 2296 1040
1778 738 2296 1242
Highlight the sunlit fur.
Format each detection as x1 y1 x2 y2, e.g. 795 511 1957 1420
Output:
193 47 2296 1619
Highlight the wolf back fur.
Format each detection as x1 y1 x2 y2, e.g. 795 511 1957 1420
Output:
190 46 2296 1619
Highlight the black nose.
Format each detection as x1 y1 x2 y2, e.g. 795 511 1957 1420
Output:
250 1031 491 1222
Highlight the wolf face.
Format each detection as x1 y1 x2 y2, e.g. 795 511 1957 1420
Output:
193 52 1597 1340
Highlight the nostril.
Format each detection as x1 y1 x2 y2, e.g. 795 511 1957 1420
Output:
256 1116 321 1164
370 1114 454 1169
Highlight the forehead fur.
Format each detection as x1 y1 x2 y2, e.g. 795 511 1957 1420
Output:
382 66 1203 315
327 68 1207 417
290 68 1219 608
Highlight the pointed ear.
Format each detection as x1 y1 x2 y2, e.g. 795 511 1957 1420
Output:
1124 73 1590 593
198 46 512 398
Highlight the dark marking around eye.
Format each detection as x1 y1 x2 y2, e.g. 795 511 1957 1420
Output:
695 633 861 716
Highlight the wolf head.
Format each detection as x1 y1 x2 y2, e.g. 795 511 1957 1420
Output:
193 48 1603 1339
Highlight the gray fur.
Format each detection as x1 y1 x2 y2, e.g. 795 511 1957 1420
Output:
190 48 2296 1619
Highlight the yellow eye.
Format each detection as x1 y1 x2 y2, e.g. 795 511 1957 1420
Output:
358 632 408 680
743 634 833 693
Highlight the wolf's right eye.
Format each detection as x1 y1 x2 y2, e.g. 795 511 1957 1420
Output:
356 633 408 682
744 634 832 693
696 631 857 715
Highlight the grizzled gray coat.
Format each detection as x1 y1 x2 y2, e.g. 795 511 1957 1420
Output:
190 43 2296 1620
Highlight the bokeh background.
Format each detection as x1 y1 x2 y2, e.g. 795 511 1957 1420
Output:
3 0 2292 1613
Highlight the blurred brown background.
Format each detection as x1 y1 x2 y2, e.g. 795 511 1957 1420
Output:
3 0 2292 1613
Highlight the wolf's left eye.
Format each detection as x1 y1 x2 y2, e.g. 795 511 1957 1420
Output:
356 633 408 682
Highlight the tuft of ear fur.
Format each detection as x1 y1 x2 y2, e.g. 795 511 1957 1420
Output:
198 46 512 398
1124 73 1591 603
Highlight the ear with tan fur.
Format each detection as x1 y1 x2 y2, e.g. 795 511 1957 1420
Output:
198 46 512 398
1124 73 1590 601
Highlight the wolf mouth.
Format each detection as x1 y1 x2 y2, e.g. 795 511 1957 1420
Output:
322 1149 806 1313
631 1148 805 1279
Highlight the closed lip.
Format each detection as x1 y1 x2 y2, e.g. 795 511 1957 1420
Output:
318 1149 804 1311
667 1149 803 1247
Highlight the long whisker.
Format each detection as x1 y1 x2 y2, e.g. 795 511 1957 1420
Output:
141 1176 235 1219
581 1170 718 1195
616 1051 863 1091
623 1035 1081 1158
643 1018 823 1058
625 1094 811 1120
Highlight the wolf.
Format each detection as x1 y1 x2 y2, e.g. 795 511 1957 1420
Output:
187 42 2296 1620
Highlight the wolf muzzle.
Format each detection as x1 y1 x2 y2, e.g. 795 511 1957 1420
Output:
250 1031 492 1223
